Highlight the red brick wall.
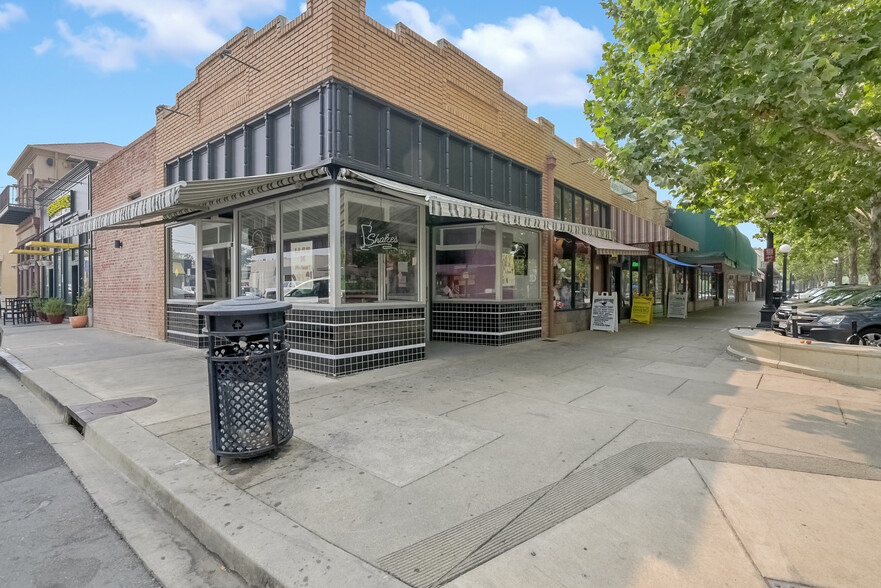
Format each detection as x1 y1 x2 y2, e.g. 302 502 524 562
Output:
91 129 165 340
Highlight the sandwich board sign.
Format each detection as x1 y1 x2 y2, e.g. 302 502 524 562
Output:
630 294 654 324
667 292 688 319
590 292 618 332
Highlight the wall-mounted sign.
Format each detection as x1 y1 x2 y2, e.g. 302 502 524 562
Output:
359 219 399 251
610 179 637 202
48 192 72 218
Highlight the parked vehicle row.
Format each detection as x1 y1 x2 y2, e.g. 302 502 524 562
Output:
772 286 881 346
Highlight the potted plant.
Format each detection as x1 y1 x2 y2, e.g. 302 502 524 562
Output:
31 297 45 321
43 297 66 324
70 289 90 328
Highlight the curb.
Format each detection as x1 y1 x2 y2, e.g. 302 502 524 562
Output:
1 348 405 588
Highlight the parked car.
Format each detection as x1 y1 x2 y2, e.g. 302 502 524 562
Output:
283 277 329 303
772 285 867 333
787 287 881 344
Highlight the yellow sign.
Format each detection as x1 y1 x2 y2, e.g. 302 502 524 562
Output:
48 193 71 217
26 241 79 249
630 293 654 325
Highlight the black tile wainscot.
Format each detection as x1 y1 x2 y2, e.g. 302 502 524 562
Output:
286 306 426 377
166 302 208 348
431 302 542 346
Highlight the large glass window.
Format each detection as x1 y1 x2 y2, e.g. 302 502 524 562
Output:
341 190 420 303
281 192 330 304
201 221 232 300
239 204 278 298
502 228 539 300
553 234 591 310
435 225 496 300
169 224 197 299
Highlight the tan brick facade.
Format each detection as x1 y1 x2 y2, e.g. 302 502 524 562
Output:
91 129 165 340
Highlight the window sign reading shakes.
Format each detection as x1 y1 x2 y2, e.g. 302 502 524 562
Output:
359 219 399 251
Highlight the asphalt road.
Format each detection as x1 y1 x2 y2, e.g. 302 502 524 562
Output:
0 370 159 588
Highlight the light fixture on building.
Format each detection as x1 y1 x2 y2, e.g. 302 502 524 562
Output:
114 240 123 248
219 49 261 72
156 105 190 117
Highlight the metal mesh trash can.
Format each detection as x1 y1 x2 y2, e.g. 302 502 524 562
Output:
198 297 293 464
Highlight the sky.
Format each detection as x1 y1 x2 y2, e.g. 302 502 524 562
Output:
0 0 762 244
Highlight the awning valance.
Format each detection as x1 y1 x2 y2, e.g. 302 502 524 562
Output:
655 253 696 267
56 167 328 239
574 234 648 256
611 207 699 250
339 168 616 241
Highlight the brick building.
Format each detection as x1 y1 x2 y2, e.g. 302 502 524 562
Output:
60 0 695 375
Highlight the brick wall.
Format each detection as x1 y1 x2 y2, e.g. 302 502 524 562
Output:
91 129 165 340
153 0 664 227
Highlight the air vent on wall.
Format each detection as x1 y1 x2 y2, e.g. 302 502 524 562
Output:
46 157 54 166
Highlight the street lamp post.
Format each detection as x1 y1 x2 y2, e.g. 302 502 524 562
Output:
757 229 776 328
780 243 791 299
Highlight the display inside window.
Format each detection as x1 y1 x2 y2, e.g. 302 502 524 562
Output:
239 204 277 298
435 225 497 300
341 190 419 304
502 228 539 300
698 268 716 300
281 192 329 303
169 224 196 299
553 234 591 310
201 221 232 300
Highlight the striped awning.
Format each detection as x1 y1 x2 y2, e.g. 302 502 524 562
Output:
340 168 617 241
55 167 328 239
575 234 648 256
611 207 698 251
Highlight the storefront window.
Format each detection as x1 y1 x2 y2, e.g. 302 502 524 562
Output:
698 268 716 300
341 190 419 304
201 221 232 300
281 192 330 303
554 234 591 310
169 224 196 299
502 228 540 300
435 224 497 300
239 204 278 298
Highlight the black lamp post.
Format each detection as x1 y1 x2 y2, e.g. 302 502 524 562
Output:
757 229 776 328
780 243 791 300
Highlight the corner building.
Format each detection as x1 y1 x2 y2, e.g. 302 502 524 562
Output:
62 0 694 376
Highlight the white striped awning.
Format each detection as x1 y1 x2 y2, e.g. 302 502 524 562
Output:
339 168 618 242
575 235 648 256
56 167 328 239
611 207 698 250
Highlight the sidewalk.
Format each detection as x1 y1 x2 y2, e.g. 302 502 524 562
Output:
3 302 881 587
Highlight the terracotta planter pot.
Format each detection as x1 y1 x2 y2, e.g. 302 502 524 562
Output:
70 315 88 328
47 314 65 325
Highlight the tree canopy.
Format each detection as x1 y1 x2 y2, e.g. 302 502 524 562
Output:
586 0 881 235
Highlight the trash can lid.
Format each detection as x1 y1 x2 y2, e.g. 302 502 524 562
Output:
197 296 292 316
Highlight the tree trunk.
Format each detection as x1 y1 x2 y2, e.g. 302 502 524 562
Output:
849 233 859 284
835 250 844 285
869 196 881 286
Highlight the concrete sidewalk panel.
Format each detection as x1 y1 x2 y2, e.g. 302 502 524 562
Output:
638 361 763 388
447 458 766 588
86 414 405 587
571 386 746 438
693 460 881 588
295 405 501 487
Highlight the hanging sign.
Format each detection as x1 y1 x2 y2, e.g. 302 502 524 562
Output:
630 293 654 324
667 292 688 319
764 248 775 263
501 253 515 287
590 291 618 332
48 192 72 218
358 219 399 251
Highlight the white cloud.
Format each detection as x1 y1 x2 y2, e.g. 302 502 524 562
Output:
384 1 447 42
299 2 307 13
57 0 285 71
0 3 26 28
383 4 604 107
33 37 54 55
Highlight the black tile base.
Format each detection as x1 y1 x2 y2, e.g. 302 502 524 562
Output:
166 303 207 349
431 301 541 346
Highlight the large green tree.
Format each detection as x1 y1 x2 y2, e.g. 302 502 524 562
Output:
586 0 881 282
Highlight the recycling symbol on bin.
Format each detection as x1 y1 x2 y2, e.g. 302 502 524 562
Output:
232 319 245 330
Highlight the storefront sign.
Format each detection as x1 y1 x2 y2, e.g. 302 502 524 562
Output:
359 219 398 251
630 294 654 324
590 292 618 332
48 192 72 218
713 262 723 274
667 292 688 319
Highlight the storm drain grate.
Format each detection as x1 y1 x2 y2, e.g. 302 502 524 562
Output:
65 396 157 432
377 442 881 588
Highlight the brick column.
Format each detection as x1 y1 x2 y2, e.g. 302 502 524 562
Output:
542 153 556 339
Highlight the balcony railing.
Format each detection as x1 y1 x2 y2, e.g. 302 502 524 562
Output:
0 185 37 224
